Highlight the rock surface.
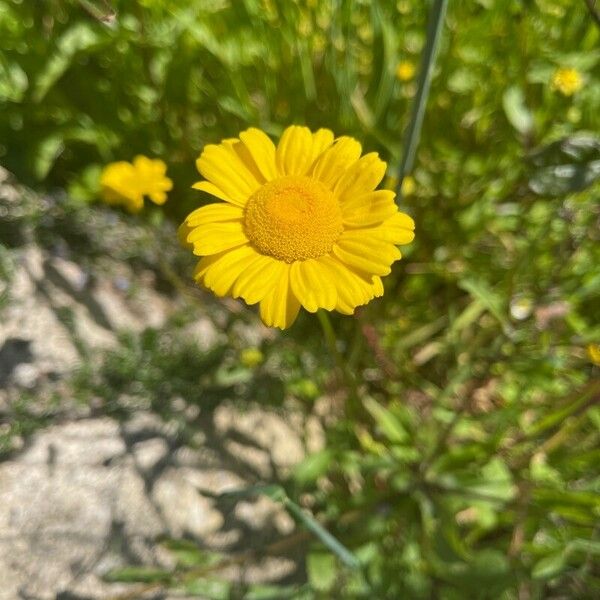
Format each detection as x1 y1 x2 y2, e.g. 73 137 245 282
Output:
0 411 306 599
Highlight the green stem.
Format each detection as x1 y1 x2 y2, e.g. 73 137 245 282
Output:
317 310 342 370
396 0 449 200
316 310 360 410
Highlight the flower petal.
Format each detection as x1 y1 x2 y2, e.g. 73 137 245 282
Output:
196 142 262 206
334 152 387 199
361 211 416 245
259 264 301 329
318 256 380 314
310 136 362 188
290 259 337 313
177 222 194 250
233 253 285 305
239 128 279 181
194 244 256 297
276 125 314 176
309 128 335 164
184 203 243 227
192 180 237 203
333 235 400 276
224 138 266 185
342 190 398 226
187 221 249 256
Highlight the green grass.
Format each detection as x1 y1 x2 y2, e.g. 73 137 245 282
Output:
1 0 600 597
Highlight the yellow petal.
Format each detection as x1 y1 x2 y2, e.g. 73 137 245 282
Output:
259 264 301 329
184 203 243 227
372 277 384 297
233 253 284 305
224 138 266 185
310 136 362 188
334 152 387 199
196 142 261 206
309 128 335 164
318 256 378 314
194 245 256 297
290 259 337 313
342 190 398 226
276 125 314 175
363 211 416 244
177 222 194 249
148 191 168 205
187 221 249 256
333 236 400 276
239 128 279 181
192 180 236 204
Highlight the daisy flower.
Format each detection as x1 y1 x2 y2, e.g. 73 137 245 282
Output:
100 156 172 212
179 126 415 329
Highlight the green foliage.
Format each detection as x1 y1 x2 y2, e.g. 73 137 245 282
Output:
2 0 600 598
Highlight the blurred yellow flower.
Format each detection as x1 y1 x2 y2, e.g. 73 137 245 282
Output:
401 175 416 196
100 156 172 212
180 125 415 329
240 347 264 368
587 344 600 366
396 60 416 82
551 67 583 96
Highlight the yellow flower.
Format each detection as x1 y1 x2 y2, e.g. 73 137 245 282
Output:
240 347 264 368
180 126 415 329
100 156 172 212
395 60 416 82
401 175 416 196
551 67 583 97
587 344 600 366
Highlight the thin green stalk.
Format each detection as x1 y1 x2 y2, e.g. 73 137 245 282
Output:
317 310 343 373
396 0 449 201
316 310 361 410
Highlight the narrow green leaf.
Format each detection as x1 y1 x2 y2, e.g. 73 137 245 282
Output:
502 86 534 135
363 397 408 444
293 449 333 486
532 552 566 580
103 566 172 583
283 498 360 569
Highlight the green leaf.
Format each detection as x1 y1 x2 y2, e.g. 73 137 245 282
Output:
293 449 333 485
307 551 337 592
103 566 172 583
33 23 100 102
161 538 219 568
184 578 231 599
458 278 511 334
34 135 64 180
244 584 310 600
502 86 534 135
363 396 408 444
0 58 28 102
532 551 566 580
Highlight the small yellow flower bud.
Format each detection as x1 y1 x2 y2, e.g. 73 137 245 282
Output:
240 347 264 368
395 60 416 82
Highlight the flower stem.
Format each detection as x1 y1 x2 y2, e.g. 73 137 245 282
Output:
317 310 344 375
317 310 361 411
396 0 449 200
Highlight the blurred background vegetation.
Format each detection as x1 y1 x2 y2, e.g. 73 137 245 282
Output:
1 0 600 598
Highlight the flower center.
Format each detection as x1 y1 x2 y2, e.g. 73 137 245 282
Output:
244 176 343 263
